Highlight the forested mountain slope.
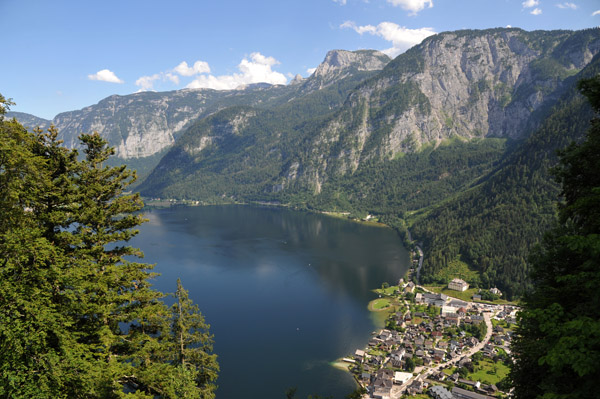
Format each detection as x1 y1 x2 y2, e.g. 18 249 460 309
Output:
139 28 600 299
140 28 600 207
8 49 390 179
410 54 600 298
9 28 600 299
282 28 600 192
137 51 391 200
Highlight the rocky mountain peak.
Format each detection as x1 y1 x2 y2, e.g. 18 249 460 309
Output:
290 74 305 85
285 28 600 191
314 49 391 78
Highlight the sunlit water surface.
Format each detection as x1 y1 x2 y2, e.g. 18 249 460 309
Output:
132 205 410 399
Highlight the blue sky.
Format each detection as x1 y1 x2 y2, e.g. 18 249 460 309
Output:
1 0 599 119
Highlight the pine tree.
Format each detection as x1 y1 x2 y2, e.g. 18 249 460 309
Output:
0 95 218 398
0 96 82 398
511 76 600 398
169 278 219 399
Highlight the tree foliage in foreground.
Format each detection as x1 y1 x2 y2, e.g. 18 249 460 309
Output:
511 76 600 398
0 95 218 399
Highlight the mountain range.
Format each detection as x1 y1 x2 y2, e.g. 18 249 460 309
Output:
8 27 600 298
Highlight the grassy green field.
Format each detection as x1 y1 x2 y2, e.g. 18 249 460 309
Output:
468 358 510 385
430 257 481 286
370 298 391 310
424 285 517 305
367 349 387 357
368 296 400 328
425 285 478 302
492 318 517 332
374 285 400 296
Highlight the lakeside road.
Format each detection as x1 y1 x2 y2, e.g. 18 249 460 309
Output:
415 245 424 283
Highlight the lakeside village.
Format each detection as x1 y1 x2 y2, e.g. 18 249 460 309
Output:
340 274 518 399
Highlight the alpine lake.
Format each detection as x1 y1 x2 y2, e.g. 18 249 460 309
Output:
131 205 411 399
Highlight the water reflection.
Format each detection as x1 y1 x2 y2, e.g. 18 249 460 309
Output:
135 205 409 399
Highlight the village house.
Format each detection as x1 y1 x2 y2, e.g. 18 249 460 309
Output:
430 385 454 399
360 372 371 384
404 281 415 293
393 371 413 385
448 278 469 291
390 349 405 361
372 369 394 399
449 299 469 308
437 341 448 349
406 378 425 395
354 349 366 362
442 305 458 316
433 349 445 362
452 386 495 399
445 314 460 326
458 356 471 368
418 292 448 307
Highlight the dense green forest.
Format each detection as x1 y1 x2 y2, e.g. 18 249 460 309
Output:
0 95 218 398
138 68 383 202
303 137 507 216
286 55 600 300
135 30 600 300
510 76 600 399
409 57 600 299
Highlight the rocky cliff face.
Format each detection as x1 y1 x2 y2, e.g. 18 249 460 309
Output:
9 49 390 165
52 89 256 159
137 50 392 199
304 49 391 91
5 111 51 131
285 28 600 192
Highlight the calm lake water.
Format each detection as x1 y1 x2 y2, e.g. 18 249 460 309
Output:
132 205 410 399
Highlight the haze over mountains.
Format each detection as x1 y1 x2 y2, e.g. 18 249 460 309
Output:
9 27 600 298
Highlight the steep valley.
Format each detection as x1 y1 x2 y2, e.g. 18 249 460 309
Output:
9 27 600 299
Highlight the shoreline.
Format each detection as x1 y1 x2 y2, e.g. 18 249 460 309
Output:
142 197 410 389
142 198 394 228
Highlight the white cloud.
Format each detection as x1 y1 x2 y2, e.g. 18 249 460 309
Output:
165 72 180 85
593 10 600 16
187 52 288 90
531 7 542 14
522 0 539 8
341 21 436 57
307 67 317 75
135 72 183 91
135 74 161 91
136 60 209 91
87 69 124 83
387 0 433 15
174 60 211 76
332 0 347 5
557 2 577 10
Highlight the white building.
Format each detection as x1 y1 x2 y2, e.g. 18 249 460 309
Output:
393 371 413 385
448 278 469 292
